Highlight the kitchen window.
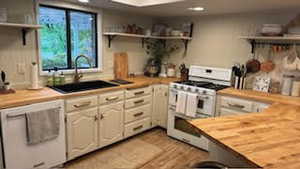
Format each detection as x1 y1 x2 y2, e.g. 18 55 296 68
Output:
39 5 99 73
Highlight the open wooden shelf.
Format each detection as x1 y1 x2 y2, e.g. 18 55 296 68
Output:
103 32 192 40
0 22 43 45
103 32 193 52
0 22 42 29
239 35 300 41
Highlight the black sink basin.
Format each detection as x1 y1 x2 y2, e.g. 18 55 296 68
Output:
50 80 119 94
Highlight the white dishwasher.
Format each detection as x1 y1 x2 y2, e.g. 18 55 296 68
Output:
0 100 66 169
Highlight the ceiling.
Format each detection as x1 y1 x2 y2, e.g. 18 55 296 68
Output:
68 0 300 17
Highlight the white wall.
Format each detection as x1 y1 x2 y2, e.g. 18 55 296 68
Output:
159 12 297 69
0 0 153 88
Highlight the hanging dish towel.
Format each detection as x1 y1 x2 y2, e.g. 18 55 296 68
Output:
25 108 60 145
186 93 198 118
176 91 187 114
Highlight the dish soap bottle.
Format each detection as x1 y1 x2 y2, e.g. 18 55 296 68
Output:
53 67 60 86
59 72 65 85
47 70 54 86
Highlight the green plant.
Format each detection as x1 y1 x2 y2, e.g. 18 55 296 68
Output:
145 39 179 62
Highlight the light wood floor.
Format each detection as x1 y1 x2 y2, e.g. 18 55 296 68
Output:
65 128 209 169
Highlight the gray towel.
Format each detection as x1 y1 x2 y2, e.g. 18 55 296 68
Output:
25 108 60 145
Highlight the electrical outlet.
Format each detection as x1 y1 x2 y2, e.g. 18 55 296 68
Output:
17 63 25 74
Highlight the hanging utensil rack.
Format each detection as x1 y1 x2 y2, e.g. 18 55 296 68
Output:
240 36 300 53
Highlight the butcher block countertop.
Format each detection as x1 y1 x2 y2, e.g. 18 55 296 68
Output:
0 76 179 109
189 88 300 169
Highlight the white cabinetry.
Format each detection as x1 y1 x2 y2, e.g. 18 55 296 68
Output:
99 102 124 147
66 107 98 160
124 86 153 138
217 96 270 116
152 85 169 128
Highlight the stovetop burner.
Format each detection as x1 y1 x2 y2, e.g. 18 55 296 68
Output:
176 81 213 87
202 83 229 91
175 80 229 91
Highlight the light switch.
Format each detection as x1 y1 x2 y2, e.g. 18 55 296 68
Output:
17 63 26 74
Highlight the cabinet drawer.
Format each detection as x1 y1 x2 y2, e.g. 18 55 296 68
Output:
99 90 124 105
125 86 152 99
219 107 247 117
125 104 151 123
125 95 152 109
124 118 151 138
66 96 98 112
220 96 253 112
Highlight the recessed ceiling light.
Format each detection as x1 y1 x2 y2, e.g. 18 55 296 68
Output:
78 0 89 3
188 7 205 11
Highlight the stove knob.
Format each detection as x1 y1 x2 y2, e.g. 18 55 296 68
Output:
174 85 177 89
195 89 199 92
202 91 207 94
180 86 184 90
187 87 191 91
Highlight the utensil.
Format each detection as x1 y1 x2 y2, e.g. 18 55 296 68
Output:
261 47 275 73
246 51 261 73
1 71 6 83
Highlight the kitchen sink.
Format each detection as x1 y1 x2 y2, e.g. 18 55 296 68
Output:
49 80 119 94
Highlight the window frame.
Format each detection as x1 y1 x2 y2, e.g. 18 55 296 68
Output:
37 3 103 76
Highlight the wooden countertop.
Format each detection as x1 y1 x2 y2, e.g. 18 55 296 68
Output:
0 76 179 109
218 88 300 106
189 88 300 169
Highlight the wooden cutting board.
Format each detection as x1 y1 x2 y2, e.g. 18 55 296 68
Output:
114 52 129 79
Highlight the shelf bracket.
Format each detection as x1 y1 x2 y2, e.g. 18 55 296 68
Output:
250 40 256 54
22 28 29 46
181 39 190 53
107 35 116 48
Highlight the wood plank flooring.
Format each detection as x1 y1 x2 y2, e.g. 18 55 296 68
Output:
64 128 209 169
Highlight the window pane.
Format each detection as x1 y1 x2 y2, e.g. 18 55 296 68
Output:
39 7 68 70
70 11 97 68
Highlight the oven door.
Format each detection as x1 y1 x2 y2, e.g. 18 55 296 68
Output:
167 108 209 151
196 94 216 117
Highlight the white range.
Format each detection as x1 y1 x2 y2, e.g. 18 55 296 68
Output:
167 65 232 150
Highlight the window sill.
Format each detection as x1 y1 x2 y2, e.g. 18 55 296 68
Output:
40 68 102 76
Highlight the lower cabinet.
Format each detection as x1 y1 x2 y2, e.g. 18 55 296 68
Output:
152 85 169 128
66 107 99 160
99 102 124 147
217 96 270 116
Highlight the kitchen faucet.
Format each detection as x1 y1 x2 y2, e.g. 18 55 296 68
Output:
74 55 92 83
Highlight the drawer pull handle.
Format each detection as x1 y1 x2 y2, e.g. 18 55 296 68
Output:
182 138 191 143
134 91 145 95
134 99 144 105
74 101 92 108
134 112 144 117
133 125 143 131
228 103 245 109
106 96 119 101
94 115 99 121
100 114 104 120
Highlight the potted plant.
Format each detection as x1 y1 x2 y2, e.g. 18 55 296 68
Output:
144 39 179 77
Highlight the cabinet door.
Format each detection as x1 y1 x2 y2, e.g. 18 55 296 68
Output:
159 85 169 128
99 102 124 147
152 85 169 128
66 107 98 160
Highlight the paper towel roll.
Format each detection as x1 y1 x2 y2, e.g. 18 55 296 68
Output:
31 62 39 89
